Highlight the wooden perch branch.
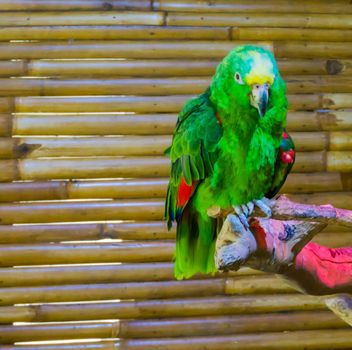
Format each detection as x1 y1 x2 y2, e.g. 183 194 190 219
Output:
210 194 352 228
215 195 352 273
268 195 352 228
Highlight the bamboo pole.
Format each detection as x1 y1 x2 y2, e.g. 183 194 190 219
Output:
157 0 352 14
327 151 352 172
0 262 258 288
0 25 229 41
0 41 271 60
0 241 174 267
0 60 26 76
0 220 345 246
27 59 219 77
2 76 352 97
13 94 351 113
2 330 350 350
1 132 350 159
281 59 352 76
9 131 352 159
0 11 164 26
0 77 210 97
322 93 352 109
0 1 151 11
233 27 352 42
2 135 173 158
0 279 225 306
98 312 348 339
166 12 352 29
0 294 326 323
330 131 352 150
0 262 176 287
0 221 174 244
15 95 188 113
0 178 169 201
0 173 348 203
0 198 165 224
0 156 171 182
2 59 351 78
292 152 326 172
0 153 350 182
287 111 352 132
289 132 328 152
10 111 352 137
282 173 352 193
288 192 352 210
290 151 350 172
313 231 352 248
0 276 297 306
322 223 351 233
286 76 352 93
0 342 118 350
0 311 346 344
13 114 178 136
275 41 352 59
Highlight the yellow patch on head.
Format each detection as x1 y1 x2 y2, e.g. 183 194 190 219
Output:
245 51 275 86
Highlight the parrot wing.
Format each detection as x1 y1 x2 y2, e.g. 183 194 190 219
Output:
165 88 222 229
165 88 223 279
265 130 296 198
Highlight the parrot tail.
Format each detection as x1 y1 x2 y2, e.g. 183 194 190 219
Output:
174 203 218 280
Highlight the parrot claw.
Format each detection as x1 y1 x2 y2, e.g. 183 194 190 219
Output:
245 201 255 216
233 205 250 229
253 197 272 217
233 198 271 226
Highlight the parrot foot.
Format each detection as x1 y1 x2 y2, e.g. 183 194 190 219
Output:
215 214 257 272
232 197 272 228
233 204 251 228
208 197 272 222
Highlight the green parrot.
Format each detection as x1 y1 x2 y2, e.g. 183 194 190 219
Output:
165 45 295 280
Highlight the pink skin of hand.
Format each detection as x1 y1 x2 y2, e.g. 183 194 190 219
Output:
294 242 352 291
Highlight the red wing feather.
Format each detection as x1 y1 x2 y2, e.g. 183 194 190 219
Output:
177 177 197 207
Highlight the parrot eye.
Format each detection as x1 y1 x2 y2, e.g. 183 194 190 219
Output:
234 72 244 85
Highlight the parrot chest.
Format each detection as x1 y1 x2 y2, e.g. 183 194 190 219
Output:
210 129 278 207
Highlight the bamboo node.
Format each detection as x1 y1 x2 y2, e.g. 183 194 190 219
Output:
326 59 344 75
15 142 41 158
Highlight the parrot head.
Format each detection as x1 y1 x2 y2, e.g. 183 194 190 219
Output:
210 45 283 119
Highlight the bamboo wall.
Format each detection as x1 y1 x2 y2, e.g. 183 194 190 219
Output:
0 0 351 349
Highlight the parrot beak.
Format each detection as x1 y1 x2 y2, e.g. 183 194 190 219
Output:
250 83 269 117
